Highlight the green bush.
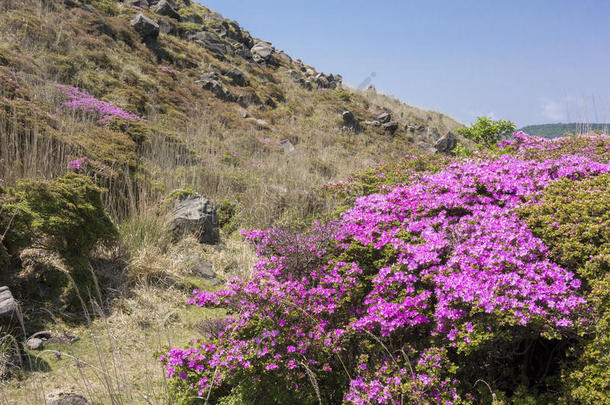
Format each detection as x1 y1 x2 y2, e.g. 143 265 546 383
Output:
11 174 117 258
518 173 610 403
457 116 515 148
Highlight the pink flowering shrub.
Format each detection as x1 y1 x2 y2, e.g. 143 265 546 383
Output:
163 134 609 404
56 84 141 122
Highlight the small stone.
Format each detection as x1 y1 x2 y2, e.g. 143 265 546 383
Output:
26 338 44 351
377 113 391 124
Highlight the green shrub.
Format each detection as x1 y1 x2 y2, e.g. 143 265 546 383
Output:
518 173 610 403
11 173 117 258
457 116 515 148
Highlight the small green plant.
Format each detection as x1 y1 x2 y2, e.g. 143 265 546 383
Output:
457 116 515 148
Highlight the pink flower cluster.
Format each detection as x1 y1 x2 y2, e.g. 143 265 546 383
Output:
160 66 178 75
56 84 141 122
163 135 609 403
68 157 89 171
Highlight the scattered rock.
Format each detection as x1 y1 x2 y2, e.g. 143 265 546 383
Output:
225 67 250 87
26 337 43 351
364 120 381 127
313 72 342 89
382 121 399 135
236 92 263 108
181 13 203 24
130 13 159 39
157 17 175 34
276 51 292 65
377 113 391 124
342 111 361 131
434 132 458 154
154 0 181 20
169 194 219 245
238 109 249 118
125 0 149 7
288 70 300 81
187 255 221 285
235 45 252 60
245 117 271 129
196 73 233 101
188 32 229 56
48 393 91 405
280 139 296 155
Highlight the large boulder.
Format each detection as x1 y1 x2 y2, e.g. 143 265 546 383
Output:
130 13 159 39
169 195 219 245
434 132 458 154
251 41 274 62
0 286 21 336
154 0 181 20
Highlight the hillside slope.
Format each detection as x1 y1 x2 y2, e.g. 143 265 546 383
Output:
0 0 461 230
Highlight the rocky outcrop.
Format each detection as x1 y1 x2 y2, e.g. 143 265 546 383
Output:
48 393 91 405
125 0 149 8
169 195 219 245
130 13 159 39
313 73 342 89
434 132 458 154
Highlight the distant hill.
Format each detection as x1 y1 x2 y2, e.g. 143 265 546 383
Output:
520 123 609 138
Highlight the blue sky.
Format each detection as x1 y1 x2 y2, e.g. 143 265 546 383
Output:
198 0 610 126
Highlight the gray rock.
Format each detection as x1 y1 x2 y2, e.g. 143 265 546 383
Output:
236 93 262 108
276 51 292 65
342 111 361 131
280 139 296 155
251 41 274 61
154 0 181 20
364 120 381 127
314 74 329 88
225 67 250 87
157 17 175 34
26 337 43 351
0 286 21 336
181 13 203 24
288 70 300 81
235 45 252 60
187 255 220 285
196 75 233 101
383 121 399 135
377 113 391 124
130 13 159 39
188 32 229 55
169 195 219 245
125 0 149 7
434 132 458 154
48 393 91 405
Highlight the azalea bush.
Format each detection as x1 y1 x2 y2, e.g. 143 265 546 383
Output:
162 133 610 404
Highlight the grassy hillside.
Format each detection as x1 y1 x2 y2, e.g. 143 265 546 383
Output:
520 122 609 138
